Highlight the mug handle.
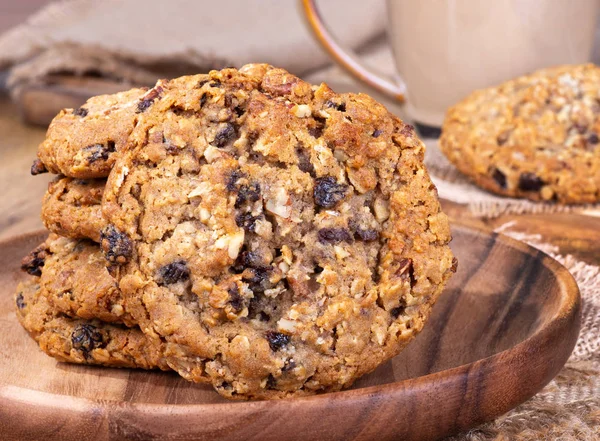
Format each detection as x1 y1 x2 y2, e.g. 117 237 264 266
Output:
301 0 406 102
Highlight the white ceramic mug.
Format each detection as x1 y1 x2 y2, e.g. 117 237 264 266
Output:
302 0 600 127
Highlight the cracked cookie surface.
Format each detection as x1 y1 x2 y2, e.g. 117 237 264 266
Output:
101 64 455 399
41 177 107 242
21 234 135 325
440 64 600 204
36 87 148 178
15 265 169 371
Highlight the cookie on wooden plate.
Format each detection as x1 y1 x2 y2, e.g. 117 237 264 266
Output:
440 64 600 204
101 64 456 399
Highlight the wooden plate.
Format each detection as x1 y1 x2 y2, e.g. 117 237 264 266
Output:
0 225 580 441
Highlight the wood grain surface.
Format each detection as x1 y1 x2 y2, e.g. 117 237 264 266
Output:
0 225 580 441
0 96 50 240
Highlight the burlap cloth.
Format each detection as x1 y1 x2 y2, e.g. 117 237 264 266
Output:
0 2 598 439
431 150 600 440
0 0 387 96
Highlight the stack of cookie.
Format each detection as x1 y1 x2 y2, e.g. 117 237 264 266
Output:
16 64 456 400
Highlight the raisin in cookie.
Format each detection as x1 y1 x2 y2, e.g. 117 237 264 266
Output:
15 277 169 370
102 64 455 399
34 87 150 178
440 64 600 204
21 234 133 325
41 177 107 242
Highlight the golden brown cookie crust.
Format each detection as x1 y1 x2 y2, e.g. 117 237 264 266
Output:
21 234 135 325
36 87 148 178
99 64 455 399
440 64 600 204
41 177 107 242
15 277 169 371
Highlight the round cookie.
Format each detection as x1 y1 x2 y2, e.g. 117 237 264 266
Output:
41 177 107 242
35 87 150 178
21 234 133 325
15 277 169 370
102 64 456 399
440 63 600 204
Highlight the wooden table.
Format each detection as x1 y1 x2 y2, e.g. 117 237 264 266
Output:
0 94 599 268
442 202 600 265
0 95 50 240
